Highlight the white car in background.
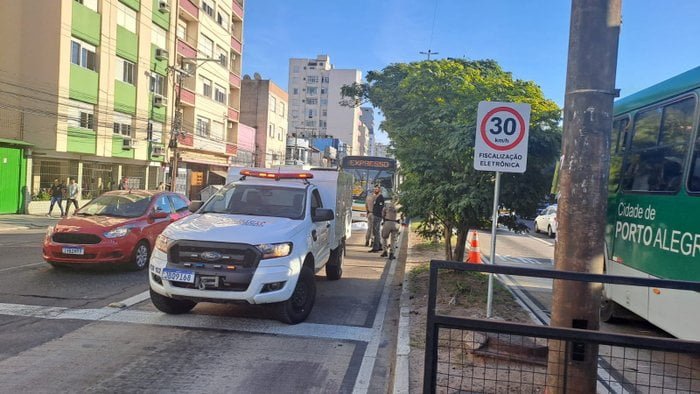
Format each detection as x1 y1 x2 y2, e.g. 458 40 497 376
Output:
534 204 557 238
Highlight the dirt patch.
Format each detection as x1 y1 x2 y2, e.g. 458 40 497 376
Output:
406 229 546 393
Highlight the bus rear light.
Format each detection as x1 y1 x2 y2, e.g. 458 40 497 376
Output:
612 255 623 263
240 169 314 180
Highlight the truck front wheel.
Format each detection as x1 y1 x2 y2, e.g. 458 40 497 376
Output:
325 242 344 280
274 266 316 324
150 288 196 314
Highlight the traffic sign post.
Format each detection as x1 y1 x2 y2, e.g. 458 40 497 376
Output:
473 101 531 318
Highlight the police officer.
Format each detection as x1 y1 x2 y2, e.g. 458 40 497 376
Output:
381 201 400 259
364 187 376 247
368 185 384 252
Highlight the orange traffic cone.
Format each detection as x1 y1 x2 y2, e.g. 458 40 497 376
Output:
466 230 482 264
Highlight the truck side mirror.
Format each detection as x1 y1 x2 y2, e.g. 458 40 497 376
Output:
189 200 203 212
312 208 334 222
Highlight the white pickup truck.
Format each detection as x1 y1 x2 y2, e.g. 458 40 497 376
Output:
148 168 353 324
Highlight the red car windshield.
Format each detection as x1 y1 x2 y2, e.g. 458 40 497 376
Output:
78 194 152 218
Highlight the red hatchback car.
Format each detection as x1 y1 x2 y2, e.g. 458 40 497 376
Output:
43 190 191 270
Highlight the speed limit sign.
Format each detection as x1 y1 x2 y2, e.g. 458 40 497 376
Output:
474 101 531 173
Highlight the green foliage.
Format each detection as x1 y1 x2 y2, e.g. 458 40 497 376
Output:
344 59 562 260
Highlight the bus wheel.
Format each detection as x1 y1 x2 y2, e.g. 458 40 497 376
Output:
600 298 620 322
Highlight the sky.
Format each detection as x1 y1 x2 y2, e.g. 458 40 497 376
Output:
241 1 700 145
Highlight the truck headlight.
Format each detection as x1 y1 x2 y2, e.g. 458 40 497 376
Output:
155 234 173 253
104 226 130 238
256 242 292 259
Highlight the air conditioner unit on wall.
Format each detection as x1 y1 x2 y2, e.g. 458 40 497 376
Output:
155 48 168 61
158 0 170 13
151 145 164 157
122 138 134 150
153 95 167 108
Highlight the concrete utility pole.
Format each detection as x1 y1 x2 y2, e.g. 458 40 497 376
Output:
168 67 184 192
546 1 621 393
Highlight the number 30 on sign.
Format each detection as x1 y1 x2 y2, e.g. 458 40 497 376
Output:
473 101 531 173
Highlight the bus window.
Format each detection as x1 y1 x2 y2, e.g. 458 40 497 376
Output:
621 98 695 193
608 117 629 192
621 108 662 191
688 134 700 193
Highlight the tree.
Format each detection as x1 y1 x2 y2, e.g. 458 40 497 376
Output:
342 59 562 261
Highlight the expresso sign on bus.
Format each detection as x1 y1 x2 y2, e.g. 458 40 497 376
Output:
341 156 397 170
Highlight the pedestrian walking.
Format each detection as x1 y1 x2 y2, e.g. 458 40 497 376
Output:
364 187 377 247
368 185 384 252
380 201 400 259
47 179 65 217
64 178 80 216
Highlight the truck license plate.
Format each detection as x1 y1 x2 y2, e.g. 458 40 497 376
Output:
62 246 84 255
162 268 195 283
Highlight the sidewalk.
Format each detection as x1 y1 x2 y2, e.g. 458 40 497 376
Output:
0 214 60 233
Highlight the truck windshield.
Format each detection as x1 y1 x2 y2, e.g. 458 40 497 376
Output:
200 184 307 220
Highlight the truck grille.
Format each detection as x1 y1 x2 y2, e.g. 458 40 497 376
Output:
52 233 102 245
169 240 261 268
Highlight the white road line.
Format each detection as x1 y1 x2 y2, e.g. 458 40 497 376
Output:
353 230 403 394
526 233 555 247
0 262 45 273
0 302 374 342
109 290 150 308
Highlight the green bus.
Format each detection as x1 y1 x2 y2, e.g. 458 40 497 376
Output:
340 156 398 222
603 66 700 340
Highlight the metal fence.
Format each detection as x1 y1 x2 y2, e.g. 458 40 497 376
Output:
424 261 700 393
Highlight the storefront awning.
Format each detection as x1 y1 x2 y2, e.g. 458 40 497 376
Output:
209 170 228 179
0 138 33 147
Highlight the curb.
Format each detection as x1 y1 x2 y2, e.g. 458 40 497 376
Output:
393 224 412 394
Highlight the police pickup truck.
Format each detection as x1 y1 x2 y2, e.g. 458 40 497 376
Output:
148 168 353 324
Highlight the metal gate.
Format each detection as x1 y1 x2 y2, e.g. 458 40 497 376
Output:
423 261 700 393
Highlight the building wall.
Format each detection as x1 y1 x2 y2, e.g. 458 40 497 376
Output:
0 0 64 150
327 69 362 155
241 78 288 168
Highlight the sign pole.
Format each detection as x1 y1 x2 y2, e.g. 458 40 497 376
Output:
486 170 501 318
473 100 530 319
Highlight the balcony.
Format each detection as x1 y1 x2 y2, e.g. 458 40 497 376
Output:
228 107 239 122
226 143 238 155
179 86 196 107
193 134 226 154
229 72 241 88
230 36 242 54
177 39 197 58
231 0 244 19
179 0 199 20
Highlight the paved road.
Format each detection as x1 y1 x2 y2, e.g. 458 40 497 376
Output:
477 226 667 337
0 228 405 393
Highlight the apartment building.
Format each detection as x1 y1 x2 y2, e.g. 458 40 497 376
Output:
287 55 364 155
360 107 375 156
173 0 244 199
0 0 245 211
240 74 288 168
0 0 176 213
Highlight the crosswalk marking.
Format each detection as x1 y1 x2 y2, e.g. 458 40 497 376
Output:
0 302 374 343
